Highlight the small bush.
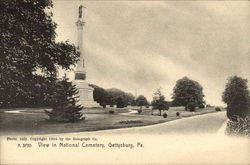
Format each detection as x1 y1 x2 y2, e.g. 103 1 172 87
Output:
176 112 180 116
163 112 168 118
117 104 125 108
109 110 114 114
138 109 142 114
226 116 250 137
206 104 211 107
215 107 221 111
198 104 205 109
101 103 106 108
187 102 196 111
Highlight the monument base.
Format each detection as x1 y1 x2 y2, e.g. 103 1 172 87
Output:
74 80 100 108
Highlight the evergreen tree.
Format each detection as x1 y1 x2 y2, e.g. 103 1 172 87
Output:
45 76 84 122
152 88 169 116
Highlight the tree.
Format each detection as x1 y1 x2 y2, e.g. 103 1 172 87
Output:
116 96 125 108
172 77 205 111
135 95 148 113
222 76 250 119
106 88 134 107
0 0 79 107
125 92 135 105
106 88 124 106
152 88 169 116
45 76 84 122
90 84 109 108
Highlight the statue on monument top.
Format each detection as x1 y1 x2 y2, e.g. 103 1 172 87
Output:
78 5 85 18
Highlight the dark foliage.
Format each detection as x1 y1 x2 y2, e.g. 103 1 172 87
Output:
163 112 168 118
116 96 125 108
106 88 134 107
187 102 196 111
206 104 212 107
101 103 106 108
136 95 148 112
198 104 205 109
152 88 169 116
0 74 56 108
172 77 205 110
222 76 250 119
45 77 84 122
109 110 114 114
90 84 109 107
0 0 79 108
215 107 221 111
131 99 137 106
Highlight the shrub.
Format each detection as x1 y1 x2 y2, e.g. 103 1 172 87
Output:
226 116 250 137
109 110 114 114
187 102 196 111
101 103 106 108
198 104 205 109
206 104 211 107
176 112 180 116
137 109 142 114
163 112 168 118
215 107 221 111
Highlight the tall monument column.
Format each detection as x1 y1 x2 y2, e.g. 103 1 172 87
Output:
74 5 99 107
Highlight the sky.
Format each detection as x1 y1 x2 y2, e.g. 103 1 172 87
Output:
52 0 249 106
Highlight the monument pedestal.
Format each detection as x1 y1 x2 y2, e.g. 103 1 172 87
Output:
74 80 100 108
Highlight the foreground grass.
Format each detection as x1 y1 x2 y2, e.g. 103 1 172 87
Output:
0 106 224 135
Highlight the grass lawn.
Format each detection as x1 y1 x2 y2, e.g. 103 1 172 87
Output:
0 106 224 135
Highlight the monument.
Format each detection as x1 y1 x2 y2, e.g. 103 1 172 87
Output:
74 5 99 107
